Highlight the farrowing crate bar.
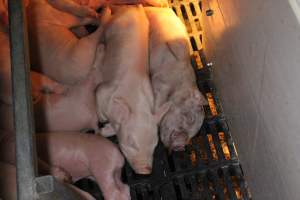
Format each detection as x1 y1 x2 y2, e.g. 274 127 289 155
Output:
8 0 99 199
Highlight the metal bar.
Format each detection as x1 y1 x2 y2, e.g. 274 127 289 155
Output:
8 0 37 200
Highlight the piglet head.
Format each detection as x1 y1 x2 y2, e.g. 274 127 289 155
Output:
160 88 207 151
109 97 170 174
168 131 188 151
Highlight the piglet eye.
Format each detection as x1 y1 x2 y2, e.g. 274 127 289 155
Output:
188 115 195 123
183 112 194 125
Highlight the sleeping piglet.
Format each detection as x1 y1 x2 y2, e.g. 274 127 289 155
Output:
33 70 99 133
0 14 68 105
0 131 97 200
0 19 98 133
0 131 130 200
26 0 167 85
0 69 99 133
96 6 170 174
0 23 11 105
36 133 130 200
145 7 207 151
0 26 69 132
27 0 110 85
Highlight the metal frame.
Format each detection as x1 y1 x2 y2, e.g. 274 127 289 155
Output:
8 1 82 199
8 0 37 199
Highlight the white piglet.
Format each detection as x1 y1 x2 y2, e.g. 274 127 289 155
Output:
27 0 109 85
96 6 169 174
146 7 207 151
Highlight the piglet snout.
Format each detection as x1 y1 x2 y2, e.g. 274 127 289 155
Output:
172 145 185 151
170 132 188 152
135 166 152 175
131 162 152 175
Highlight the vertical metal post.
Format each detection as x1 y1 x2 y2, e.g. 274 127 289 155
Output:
8 0 38 200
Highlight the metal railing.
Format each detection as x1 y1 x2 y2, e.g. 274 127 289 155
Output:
8 1 83 199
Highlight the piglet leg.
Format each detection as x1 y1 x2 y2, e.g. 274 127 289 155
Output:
31 71 68 95
90 152 130 200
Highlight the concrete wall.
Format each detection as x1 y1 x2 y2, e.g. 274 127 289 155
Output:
202 0 300 199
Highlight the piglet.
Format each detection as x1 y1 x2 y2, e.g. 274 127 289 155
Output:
0 21 95 133
0 131 98 200
0 131 130 200
0 0 8 29
27 0 110 85
145 7 207 151
0 26 11 105
33 69 101 133
27 0 165 85
36 132 130 200
0 21 67 105
0 102 13 132
96 5 170 174
0 70 99 133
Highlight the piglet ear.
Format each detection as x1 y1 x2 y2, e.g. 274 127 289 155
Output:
111 97 131 123
154 101 171 123
192 89 208 105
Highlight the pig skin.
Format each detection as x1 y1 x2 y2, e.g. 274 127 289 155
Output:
0 22 67 105
0 131 98 200
26 0 166 85
0 72 100 134
0 23 69 133
0 130 74 184
47 0 102 18
0 131 130 200
0 102 13 132
48 0 169 19
33 70 101 133
26 0 108 85
0 75 94 133
145 7 207 151
0 26 12 105
0 0 8 31
0 18 101 133
36 133 130 200
96 5 170 174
